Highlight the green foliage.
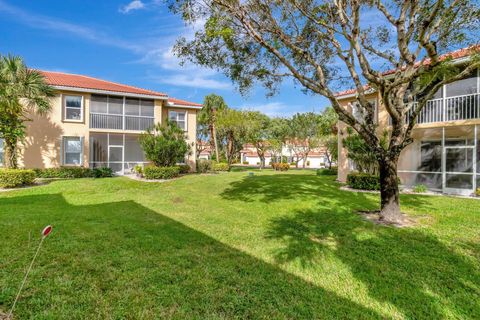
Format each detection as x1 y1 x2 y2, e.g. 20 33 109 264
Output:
34 167 93 179
413 184 428 193
213 162 230 172
316 168 338 176
0 55 55 168
197 159 212 173
134 165 144 176
342 128 388 175
92 167 113 178
216 108 248 164
347 173 380 191
242 161 249 165
476 188 480 197
0 168 35 188
144 166 180 180
140 122 190 167
272 163 290 171
177 164 191 174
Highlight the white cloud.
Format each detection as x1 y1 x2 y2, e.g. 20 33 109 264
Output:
236 102 301 118
119 1 145 14
154 74 231 90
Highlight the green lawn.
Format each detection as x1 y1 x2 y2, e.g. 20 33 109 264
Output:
0 170 479 319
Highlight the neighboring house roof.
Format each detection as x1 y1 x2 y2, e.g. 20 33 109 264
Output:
167 97 203 109
335 45 479 98
40 70 168 98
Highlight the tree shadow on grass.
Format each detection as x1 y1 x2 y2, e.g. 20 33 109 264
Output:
266 207 480 319
0 193 383 319
221 173 478 318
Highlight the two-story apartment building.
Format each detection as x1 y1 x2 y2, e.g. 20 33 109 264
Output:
3 71 201 174
337 47 479 196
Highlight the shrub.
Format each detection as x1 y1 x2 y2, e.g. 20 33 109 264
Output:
290 162 296 166
306 161 310 166
177 164 191 174
34 167 93 179
139 122 190 167
316 168 338 176
242 161 249 165
134 165 144 176
347 173 380 190
92 167 113 178
272 163 290 171
476 188 480 197
213 162 230 172
144 166 180 180
413 184 428 193
197 159 212 173
0 169 36 188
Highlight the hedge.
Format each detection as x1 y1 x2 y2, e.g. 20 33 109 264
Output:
92 167 113 178
34 167 93 179
316 167 338 176
144 166 180 180
177 164 191 174
0 169 36 188
213 162 230 172
272 163 290 171
197 159 212 173
346 173 380 190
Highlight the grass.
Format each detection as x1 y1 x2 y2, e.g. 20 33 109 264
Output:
0 170 479 319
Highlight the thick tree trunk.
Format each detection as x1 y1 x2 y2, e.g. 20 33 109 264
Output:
4 138 18 169
379 158 402 223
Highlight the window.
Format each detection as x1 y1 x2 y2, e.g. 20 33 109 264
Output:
63 137 83 165
64 95 83 121
446 72 478 97
0 138 4 166
169 111 187 130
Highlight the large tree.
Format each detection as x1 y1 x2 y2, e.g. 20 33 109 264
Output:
199 94 228 162
216 108 247 165
288 112 322 168
244 111 270 168
0 55 55 168
170 0 480 222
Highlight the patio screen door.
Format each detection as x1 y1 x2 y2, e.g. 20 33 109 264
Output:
443 145 475 195
108 145 124 175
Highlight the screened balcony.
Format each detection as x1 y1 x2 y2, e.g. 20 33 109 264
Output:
89 94 155 131
390 70 480 125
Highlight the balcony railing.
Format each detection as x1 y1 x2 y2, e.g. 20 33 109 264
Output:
90 113 154 131
391 92 480 125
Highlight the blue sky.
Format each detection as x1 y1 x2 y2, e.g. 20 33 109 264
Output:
0 0 329 117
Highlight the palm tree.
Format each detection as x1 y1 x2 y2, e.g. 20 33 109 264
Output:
0 55 55 168
199 94 228 162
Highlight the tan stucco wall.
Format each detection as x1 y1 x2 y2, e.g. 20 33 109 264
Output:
162 107 198 169
336 91 480 182
19 91 91 169
17 89 198 170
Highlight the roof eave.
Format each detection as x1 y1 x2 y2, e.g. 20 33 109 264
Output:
52 85 168 100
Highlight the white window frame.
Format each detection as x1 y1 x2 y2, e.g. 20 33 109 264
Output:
64 95 84 122
62 136 84 166
168 110 188 131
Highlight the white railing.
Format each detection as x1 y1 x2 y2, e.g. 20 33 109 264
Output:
90 113 154 131
391 92 480 125
125 115 154 131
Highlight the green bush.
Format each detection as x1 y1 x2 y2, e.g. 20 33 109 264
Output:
144 166 180 180
316 167 338 176
290 162 296 166
346 173 380 190
413 184 428 193
306 161 310 166
242 161 249 165
272 163 290 171
92 167 113 178
197 159 212 173
177 164 191 174
0 169 36 188
34 167 93 179
134 165 143 176
213 162 230 172
476 188 480 197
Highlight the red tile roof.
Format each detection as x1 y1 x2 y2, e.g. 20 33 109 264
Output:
335 45 479 98
40 70 167 98
168 97 202 107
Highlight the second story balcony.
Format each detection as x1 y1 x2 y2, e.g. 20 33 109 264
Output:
89 94 155 131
